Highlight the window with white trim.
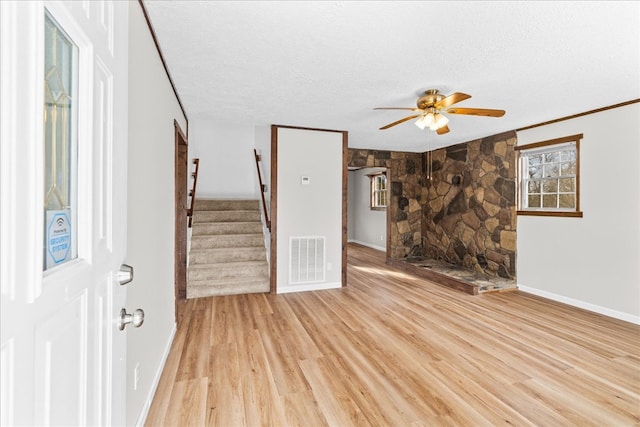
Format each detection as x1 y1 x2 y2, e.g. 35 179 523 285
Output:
369 172 387 210
516 134 583 217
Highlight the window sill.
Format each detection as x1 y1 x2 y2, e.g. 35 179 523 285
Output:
517 210 583 218
370 207 386 211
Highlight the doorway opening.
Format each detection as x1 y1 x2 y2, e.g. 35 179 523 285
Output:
347 167 389 255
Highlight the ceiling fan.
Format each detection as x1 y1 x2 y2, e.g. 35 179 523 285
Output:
374 89 505 135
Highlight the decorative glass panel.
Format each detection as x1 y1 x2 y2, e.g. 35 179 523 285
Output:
528 163 542 179
542 179 558 193
44 14 77 270
561 162 576 175
542 194 558 208
543 163 559 178
543 152 559 163
527 195 541 208
559 194 575 209
559 178 575 192
528 154 542 165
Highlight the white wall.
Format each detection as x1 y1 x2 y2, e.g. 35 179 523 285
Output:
516 102 639 324
348 168 387 251
187 121 271 253
189 119 258 199
126 3 187 425
276 127 344 293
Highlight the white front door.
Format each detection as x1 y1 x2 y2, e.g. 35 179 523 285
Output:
1 1 129 425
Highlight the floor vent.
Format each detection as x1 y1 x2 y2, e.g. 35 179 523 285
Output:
289 236 325 284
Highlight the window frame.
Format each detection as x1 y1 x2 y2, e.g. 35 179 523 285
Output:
516 133 583 218
368 171 387 211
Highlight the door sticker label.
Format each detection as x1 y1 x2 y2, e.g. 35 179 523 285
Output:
46 210 71 268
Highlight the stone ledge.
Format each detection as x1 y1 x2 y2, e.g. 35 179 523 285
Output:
387 257 517 295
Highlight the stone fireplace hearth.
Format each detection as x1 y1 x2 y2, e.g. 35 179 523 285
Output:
348 130 518 294
390 255 516 294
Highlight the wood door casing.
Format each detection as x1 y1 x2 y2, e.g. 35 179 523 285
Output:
174 120 188 314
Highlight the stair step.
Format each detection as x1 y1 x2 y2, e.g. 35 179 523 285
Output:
188 261 268 281
190 234 264 249
189 247 266 264
186 277 269 298
194 199 259 212
192 210 261 223
188 198 268 298
192 222 263 235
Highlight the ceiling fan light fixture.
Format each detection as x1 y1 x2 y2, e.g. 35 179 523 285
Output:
375 89 504 133
429 113 449 131
415 112 435 130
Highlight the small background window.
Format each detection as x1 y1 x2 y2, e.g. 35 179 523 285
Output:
516 134 583 217
369 172 387 210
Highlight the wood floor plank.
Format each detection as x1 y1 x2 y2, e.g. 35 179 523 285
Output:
175 297 211 381
562 367 640 421
476 292 638 358
280 390 329 427
209 296 232 347
329 320 448 423
206 342 245 427
267 296 323 360
255 312 313 396
146 243 640 426
426 359 537 426
515 376 625 426
298 356 370 427
144 299 196 427
163 378 208 427
235 328 288 427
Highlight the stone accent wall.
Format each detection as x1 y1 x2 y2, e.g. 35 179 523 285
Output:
348 149 423 258
348 130 517 279
422 131 517 278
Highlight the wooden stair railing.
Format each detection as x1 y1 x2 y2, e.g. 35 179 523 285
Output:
253 149 271 231
187 158 200 227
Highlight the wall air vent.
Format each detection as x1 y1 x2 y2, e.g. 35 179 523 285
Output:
289 236 325 284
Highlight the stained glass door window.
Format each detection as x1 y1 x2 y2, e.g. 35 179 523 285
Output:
44 13 77 270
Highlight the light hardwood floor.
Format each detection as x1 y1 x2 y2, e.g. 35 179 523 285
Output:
145 243 640 426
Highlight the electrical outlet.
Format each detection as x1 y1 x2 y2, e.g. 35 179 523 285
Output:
380 235 385 241
134 363 140 390
327 262 333 271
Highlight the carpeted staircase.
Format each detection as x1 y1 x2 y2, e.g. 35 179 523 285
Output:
187 199 270 298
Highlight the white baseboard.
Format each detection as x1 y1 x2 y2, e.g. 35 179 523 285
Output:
277 281 341 294
135 323 177 427
518 285 640 325
348 239 385 252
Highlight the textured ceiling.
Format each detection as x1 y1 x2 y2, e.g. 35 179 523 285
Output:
142 1 639 152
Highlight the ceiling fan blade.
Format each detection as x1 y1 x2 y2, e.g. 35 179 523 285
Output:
435 92 471 109
379 114 420 130
436 125 450 135
445 107 505 117
374 107 421 111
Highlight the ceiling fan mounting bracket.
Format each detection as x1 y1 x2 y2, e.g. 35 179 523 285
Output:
416 89 445 110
